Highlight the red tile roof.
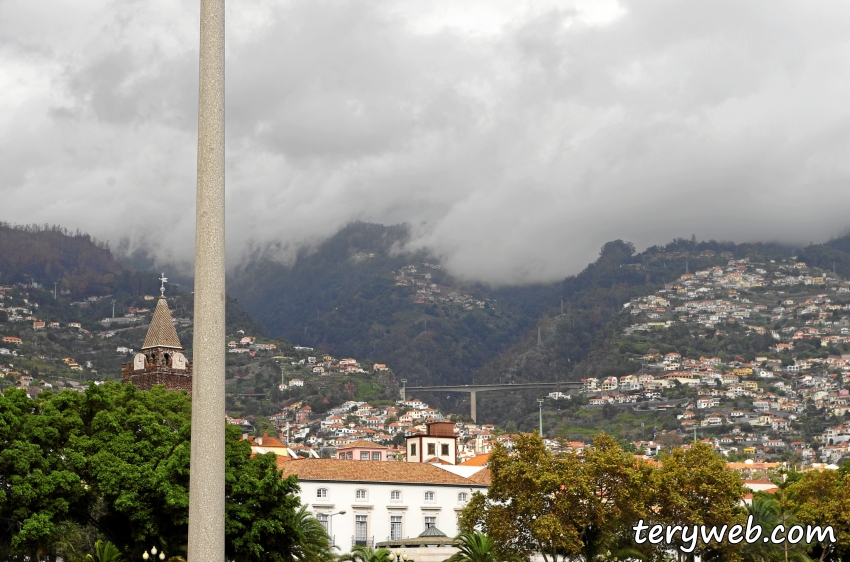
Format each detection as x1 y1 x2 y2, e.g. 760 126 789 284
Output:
459 453 490 466
279 459 489 487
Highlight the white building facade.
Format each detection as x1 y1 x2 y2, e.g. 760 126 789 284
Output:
280 459 489 552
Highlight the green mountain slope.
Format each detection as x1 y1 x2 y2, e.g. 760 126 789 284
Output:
228 222 561 386
0 222 266 348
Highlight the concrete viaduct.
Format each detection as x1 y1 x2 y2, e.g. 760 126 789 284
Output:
404 381 584 422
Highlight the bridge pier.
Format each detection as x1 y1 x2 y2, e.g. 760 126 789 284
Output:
404 382 582 425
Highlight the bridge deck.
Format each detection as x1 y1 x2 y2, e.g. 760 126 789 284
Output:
407 382 582 393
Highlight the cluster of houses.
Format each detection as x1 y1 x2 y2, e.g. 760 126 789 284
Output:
577 346 850 463
626 257 850 339
225 404 843 554
6 371 91 399
600 256 850 465
2 284 91 334
395 263 488 310
0 284 35 323
274 354 382 388
227 335 278 355
229 396 526 465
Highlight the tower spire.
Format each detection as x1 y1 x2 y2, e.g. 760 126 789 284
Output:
159 272 168 297
142 296 183 350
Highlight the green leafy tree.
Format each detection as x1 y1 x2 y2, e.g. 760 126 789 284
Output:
789 469 850 561
1 382 306 560
446 531 497 562
0 387 87 560
653 443 747 561
337 545 393 562
75 383 193 554
224 442 301 562
459 432 588 561
578 433 655 561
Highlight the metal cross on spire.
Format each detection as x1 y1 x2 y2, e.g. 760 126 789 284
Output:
159 273 168 297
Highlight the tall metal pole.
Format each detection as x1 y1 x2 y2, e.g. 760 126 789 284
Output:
538 398 544 436
187 0 225 559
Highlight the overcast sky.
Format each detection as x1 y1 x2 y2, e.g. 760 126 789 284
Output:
2 0 850 284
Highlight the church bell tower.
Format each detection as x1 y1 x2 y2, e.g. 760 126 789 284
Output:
121 274 192 392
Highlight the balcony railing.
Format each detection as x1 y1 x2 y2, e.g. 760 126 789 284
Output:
351 536 374 548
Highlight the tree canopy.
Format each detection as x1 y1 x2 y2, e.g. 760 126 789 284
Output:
459 433 748 562
0 382 325 561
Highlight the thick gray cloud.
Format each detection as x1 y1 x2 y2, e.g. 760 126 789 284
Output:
2 0 850 284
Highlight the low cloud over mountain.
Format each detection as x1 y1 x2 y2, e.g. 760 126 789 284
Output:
2 0 850 284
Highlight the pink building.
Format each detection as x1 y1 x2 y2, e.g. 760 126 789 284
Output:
336 440 390 461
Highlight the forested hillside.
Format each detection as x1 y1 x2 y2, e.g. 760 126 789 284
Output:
472 239 801 426
13 219 850 431
229 225 807 422
229 222 560 386
0 223 133 297
0 219 266 347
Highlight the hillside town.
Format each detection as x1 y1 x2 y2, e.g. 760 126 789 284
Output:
6 262 850 472
587 254 850 466
394 263 490 309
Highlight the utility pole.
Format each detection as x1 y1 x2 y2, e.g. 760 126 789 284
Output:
187 0 226 559
538 398 544 436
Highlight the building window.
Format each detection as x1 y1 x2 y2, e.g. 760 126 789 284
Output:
390 490 402 501
355 515 368 545
316 488 328 498
425 516 436 530
346 452 353 459
410 444 417 457
360 452 370 460
338 453 345 459
318 513 328 532
458 492 468 503
441 443 449 456
424 491 435 502
372 452 381 460
427 443 436 456
390 515 403 540
356 489 368 501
